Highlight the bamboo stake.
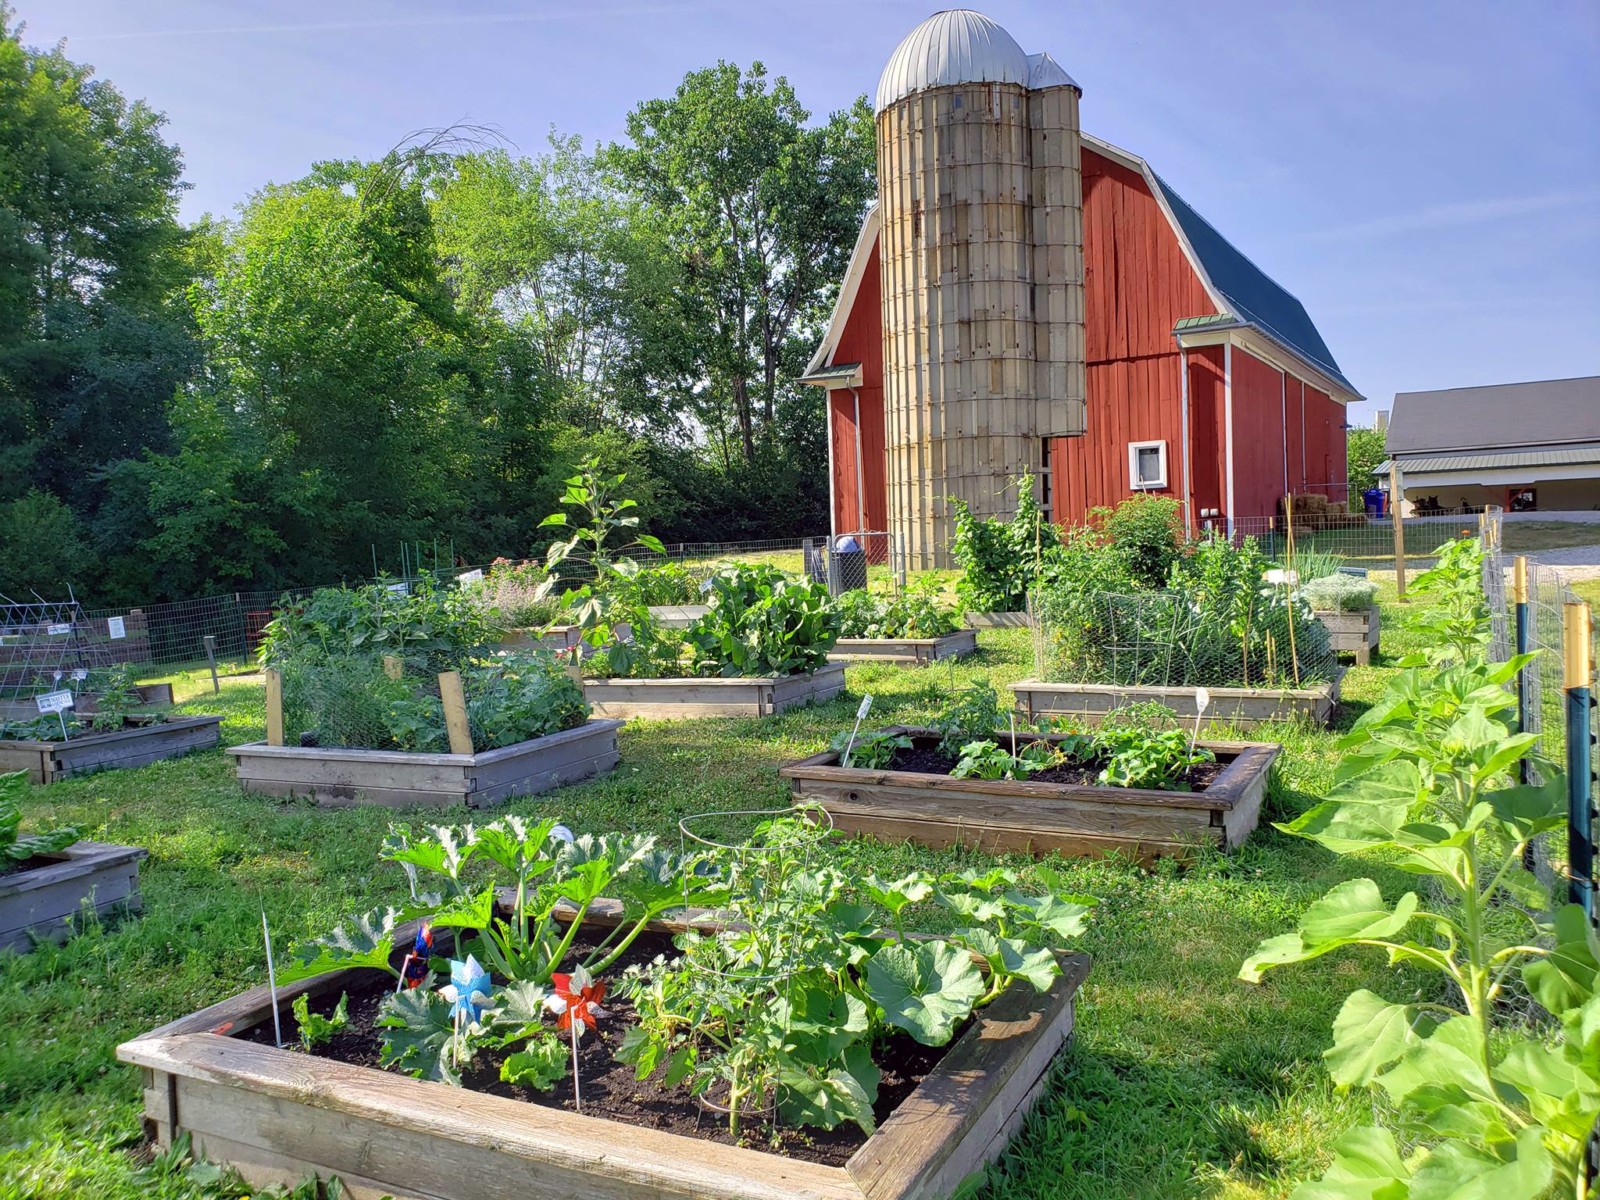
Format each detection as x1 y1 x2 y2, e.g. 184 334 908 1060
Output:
1390 464 1407 601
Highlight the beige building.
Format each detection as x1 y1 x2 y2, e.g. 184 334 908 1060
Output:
1380 376 1600 515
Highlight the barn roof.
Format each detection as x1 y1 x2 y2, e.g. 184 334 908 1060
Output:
1150 173 1358 397
1386 376 1600 456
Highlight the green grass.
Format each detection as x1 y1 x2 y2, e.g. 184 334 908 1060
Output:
0 610 1453 1199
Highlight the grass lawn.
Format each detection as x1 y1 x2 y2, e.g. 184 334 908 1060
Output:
1 601 1455 1199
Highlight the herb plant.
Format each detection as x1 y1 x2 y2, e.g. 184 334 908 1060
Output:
0 769 78 872
1240 539 1599 1198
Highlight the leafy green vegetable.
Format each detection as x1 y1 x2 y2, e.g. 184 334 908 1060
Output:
291 991 349 1051
0 770 78 869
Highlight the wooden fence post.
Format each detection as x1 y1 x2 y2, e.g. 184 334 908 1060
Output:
1390 463 1407 601
437 671 474 756
264 668 284 747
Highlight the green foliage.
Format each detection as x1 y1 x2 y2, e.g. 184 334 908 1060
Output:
0 770 78 871
85 665 148 732
0 492 90 600
1093 706 1214 791
829 728 911 770
1346 426 1388 512
930 679 1007 756
1240 538 1598 1199
678 564 838 678
1299 572 1378 613
1406 536 1491 666
832 579 960 640
611 560 704 607
1091 495 1184 590
499 1034 569 1090
259 580 495 670
950 474 1058 613
949 738 1048 781
617 813 1093 1136
290 992 349 1052
465 559 570 631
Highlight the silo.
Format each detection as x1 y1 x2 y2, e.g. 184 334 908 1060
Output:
874 10 1086 569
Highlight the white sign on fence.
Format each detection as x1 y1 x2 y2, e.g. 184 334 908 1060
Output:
71 668 88 682
386 583 409 595
107 615 127 639
46 623 72 636
36 690 75 714
456 568 484 585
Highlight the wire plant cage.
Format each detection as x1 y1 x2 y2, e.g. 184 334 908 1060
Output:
0 596 125 723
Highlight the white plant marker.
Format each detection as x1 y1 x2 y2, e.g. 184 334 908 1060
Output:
841 694 874 768
1191 687 1211 757
262 910 283 1049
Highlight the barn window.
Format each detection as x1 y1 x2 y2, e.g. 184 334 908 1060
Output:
1128 441 1168 490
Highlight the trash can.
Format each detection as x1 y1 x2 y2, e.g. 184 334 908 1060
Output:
1362 488 1386 518
829 535 868 595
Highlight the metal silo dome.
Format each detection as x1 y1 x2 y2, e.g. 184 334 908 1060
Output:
874 9 1031 113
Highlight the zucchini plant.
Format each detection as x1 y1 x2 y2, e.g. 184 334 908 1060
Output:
0 770 78 872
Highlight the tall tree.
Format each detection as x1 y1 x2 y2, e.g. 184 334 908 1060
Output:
0 4 194 513
607 62 874 461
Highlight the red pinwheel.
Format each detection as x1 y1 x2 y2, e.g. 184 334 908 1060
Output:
547 965 608 1036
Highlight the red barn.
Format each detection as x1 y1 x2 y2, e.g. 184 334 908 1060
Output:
805 11 1362 558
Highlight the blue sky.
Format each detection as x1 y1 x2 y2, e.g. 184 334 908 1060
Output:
22 0 1600 425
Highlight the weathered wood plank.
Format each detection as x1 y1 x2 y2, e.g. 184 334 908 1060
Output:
848 955 1090 1200
0 841 147 953
0 716 221 784
830 629 979 665
584 665 847 720
123 1036 863 1200
1009 674 1340 731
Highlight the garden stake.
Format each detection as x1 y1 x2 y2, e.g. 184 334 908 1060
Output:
841 694 873 768
570 1014 582 1112
1191 687 1210 757
261 910 283 1049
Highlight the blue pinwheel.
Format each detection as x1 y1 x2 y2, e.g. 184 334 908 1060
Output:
439 954 493 1024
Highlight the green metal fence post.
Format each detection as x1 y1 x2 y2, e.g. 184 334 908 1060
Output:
1566 601 1594 919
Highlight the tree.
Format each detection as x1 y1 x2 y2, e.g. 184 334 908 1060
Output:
1346 426 1387 511
606 62 875 462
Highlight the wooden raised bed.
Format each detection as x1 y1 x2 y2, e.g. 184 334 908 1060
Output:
1010 671 1343 731
964 612 1030 629
647 604 710 629
229 719 624 809
1315 607 1380 666
0 715 222 785
781 727 1280 865
830 629 978 665
496 625 583 653
583 663 847 720
2 841 148 953
116 900 1090 1200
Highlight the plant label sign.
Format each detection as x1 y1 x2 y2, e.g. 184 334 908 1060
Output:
107 616 127 639
456 568 484 585
36 690 75 714
47 623 72 636
71 669 88 682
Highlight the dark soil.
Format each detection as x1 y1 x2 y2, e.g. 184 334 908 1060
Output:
884 742 1225 791
240 929 951 1166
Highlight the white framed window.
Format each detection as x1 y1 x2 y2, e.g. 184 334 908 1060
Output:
1128 440 1168 490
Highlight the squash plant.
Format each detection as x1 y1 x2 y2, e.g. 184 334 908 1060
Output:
833 579 961 640
616 813 1094 1136
683 564 838 677
1240 539 1600 1198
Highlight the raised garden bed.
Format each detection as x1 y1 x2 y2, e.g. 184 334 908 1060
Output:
647 604 709 629
117 901 1090 1200
1314 607 1380 666
963 612 1030 629
496 625 584 653
2 841 148 953
0 715 221 785
829 629 978 665
583 663 847 720
781 727 1280 865
1009 671 1342 731
229 718 624 809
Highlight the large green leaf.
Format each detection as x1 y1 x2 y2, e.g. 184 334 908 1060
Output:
376 987 463 1085
865 942 985 1046
1241 881 1417 983
501 1034 568 1091
777 1059 876 1134
1373 1017 1494 1108
958 928 1059 992
279 905 406 983
1291 1125 1409 1200
1405 1126 1551 1200
1324 990 1429 1087
860 872 934 917
1524 904 1600 1018
426 887 495 932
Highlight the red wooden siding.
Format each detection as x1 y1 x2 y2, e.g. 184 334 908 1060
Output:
1187 345 1225 521
1301 384 1344 502
1230 347 1288 520
1050 148 1217 527
827 243 887 536
1285 377 1306 493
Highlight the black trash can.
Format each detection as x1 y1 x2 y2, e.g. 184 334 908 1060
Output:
829 536 868 595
